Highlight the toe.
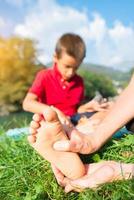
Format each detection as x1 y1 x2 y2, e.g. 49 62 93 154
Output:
29 127 37 135
43 107 59 123
30 121 40 129
32 113 42 121
27 135 36 144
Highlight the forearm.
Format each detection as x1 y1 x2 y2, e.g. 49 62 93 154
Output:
94 78 134 147
23 99 49 114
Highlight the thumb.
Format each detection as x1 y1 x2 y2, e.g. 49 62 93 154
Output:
53 140 71 151
53 137 83 153
64 176 89 193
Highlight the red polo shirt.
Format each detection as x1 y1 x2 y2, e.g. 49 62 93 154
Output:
29 64 84 116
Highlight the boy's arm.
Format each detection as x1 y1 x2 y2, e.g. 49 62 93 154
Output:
23 93 49 114
23 93 72 125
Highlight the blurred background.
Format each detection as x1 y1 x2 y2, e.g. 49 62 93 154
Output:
0 0 134 119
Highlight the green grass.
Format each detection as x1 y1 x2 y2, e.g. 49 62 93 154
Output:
0 112 32 130
0 113 134 200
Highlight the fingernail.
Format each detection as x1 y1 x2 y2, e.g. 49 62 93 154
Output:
53 142 63 150
53 141 69 150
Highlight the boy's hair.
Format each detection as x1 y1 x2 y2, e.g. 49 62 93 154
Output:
55 33 86 62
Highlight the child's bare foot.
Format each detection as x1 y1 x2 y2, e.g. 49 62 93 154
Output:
28 107 85 179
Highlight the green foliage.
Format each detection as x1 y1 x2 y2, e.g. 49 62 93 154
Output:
78 69 117 100
81 63 129 82
0 37 43 115
120 67 134 88
128 67 134 77
0 111 32 131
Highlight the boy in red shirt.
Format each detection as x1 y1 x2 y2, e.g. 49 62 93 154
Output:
23 33 107 124
23 33 86 124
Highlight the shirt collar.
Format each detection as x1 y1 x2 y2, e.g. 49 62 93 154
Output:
52 62 76 87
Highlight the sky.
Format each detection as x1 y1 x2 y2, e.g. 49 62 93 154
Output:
0 0 134 71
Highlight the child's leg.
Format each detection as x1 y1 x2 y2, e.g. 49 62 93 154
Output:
28 107 85 180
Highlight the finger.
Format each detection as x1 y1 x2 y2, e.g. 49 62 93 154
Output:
64 184 75 193
66 175 91 192
30 121 40 129
32 113 42 121
51 164 65 186
100 103 109 108
64 182 84 193
53 140 71 151
96 107 106 112
53 140 84 153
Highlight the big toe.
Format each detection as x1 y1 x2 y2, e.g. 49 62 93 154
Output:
43 107 59 123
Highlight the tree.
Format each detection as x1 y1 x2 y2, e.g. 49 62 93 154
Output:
78 69 117 100
0 36 43 115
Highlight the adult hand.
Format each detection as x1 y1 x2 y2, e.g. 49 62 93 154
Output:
51 161 116 193
53 128 99 154
78 99 109 113
88 99 109 112
64 161 115 193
